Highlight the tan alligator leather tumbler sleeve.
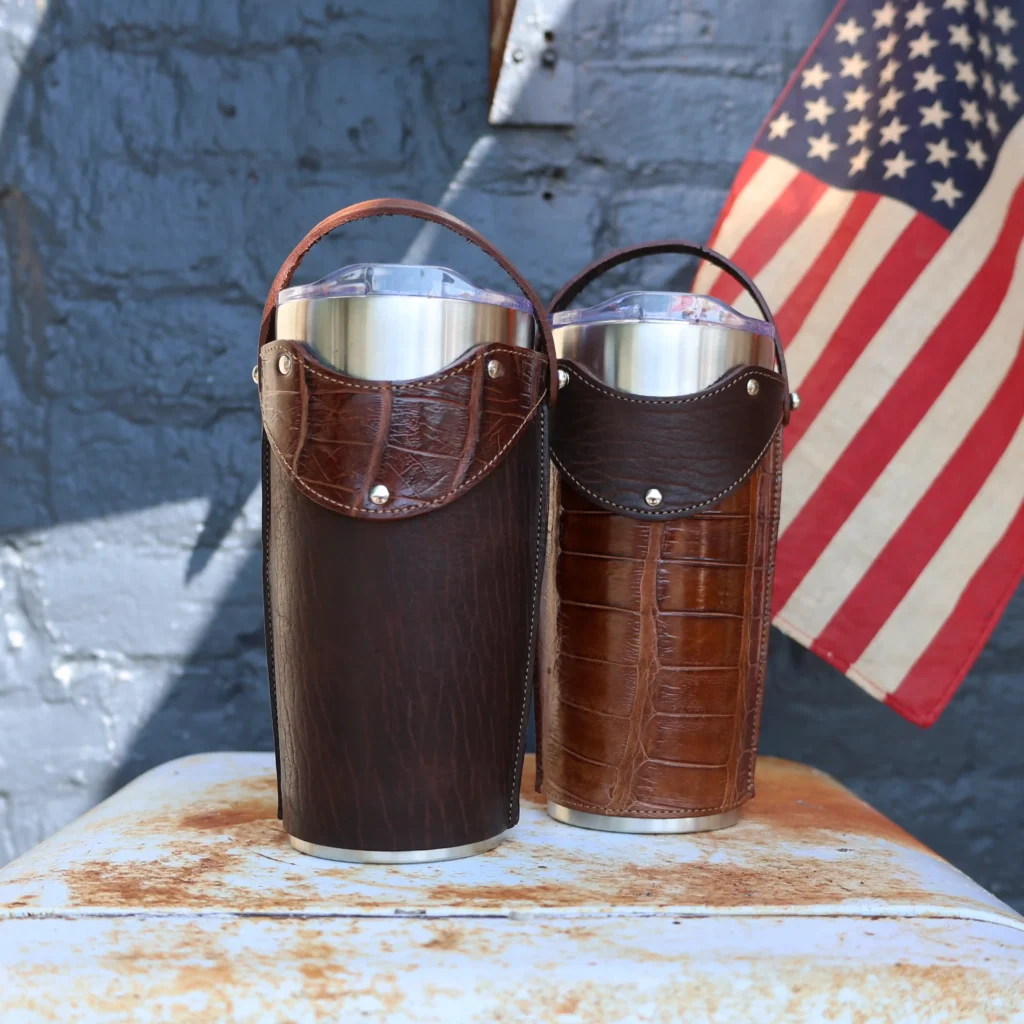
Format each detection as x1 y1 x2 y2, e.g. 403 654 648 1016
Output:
538 241 794 832
257 199 558 862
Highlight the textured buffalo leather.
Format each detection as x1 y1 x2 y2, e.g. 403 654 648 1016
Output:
269 412 547 850
540 430 782 816
551 361 786 519
259 199 554 849
260 340 547 520
539 239 788 818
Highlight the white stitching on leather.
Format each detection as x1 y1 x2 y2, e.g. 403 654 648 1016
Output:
562 363 778 404
263 340 545 392
510 406 546 824
260 371 547 517
550 424 780 519
744 426 784 795
543 781 741 816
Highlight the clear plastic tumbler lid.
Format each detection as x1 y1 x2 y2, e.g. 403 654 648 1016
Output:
551 290 774 337
279 263 534 314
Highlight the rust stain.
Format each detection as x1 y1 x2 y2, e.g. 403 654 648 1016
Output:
178 798 275 832
422 924 464 952
484 962 1022 1024
2 755 996 921
555 992 582 1016
93 922 411 1016
59 850 313 912
742 757 926 850
176 772 278 832
287 931 355 1000
58 811 319 912
65 854 234 909
419 923 505 959
93 921 399 1018
1 955 1015 1023
426 850 961 912
526 753 923 849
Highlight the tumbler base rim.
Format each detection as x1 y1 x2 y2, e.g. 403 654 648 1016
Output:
288 831 507 864
547 801 741 834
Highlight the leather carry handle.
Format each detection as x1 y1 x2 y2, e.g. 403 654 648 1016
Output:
259 197 559 404
548 240 792 424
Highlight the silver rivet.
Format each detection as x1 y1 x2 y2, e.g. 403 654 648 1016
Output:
790 390 802 410
557 367 570 388
369 484 390 506
644 488 663 508
486 359 502 379
746 378 760 396
512 48 525 62
278 353 293 375
251 364 259 384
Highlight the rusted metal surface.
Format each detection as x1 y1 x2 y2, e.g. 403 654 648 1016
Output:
2 915 1023 1022
1 754 1022 1021
1 754 1019 924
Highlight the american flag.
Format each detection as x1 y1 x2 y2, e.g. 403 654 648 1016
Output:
692 0 1024 725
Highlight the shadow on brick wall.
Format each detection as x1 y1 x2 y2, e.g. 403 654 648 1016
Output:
0 0 545 791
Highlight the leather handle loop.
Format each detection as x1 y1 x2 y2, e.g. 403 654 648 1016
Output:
548 240 791 423
259 198 558 405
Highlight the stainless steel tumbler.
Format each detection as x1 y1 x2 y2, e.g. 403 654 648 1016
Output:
258 199 557 865
276 262 535 380
539 241 792 834
551 290 775 396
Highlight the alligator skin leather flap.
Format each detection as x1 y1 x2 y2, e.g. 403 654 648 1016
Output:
550 361 786 520
260 339 548 520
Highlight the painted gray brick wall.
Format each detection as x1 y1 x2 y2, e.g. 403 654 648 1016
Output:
0 0 1020 910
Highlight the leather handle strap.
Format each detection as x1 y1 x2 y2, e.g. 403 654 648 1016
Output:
548 240 792 423
259 197 559 405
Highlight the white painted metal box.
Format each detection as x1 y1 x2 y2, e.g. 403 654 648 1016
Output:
1 754 1021 1021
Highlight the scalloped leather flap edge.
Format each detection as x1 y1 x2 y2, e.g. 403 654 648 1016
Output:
550 362 786 520
259 340 548 520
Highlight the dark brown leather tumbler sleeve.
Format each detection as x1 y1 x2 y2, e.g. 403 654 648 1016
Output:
257 199 556 853
539 240 792 820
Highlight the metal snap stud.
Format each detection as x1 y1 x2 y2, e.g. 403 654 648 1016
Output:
486 359 502 379
278 353 293 376
746 378 760 396
251 365 259 384
790 390 802 410
369 484 390 506
557 367 570 388
644 488 663 508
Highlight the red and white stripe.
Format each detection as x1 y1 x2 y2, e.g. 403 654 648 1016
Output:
697 116 1024 725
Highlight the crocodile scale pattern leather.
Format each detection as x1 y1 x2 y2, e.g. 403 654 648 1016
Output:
260 340 548 520
540 428 782 817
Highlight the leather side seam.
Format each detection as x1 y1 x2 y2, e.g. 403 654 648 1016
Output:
551 424 780 519
509 408 547 825
260 434 283 819
743 426 784 796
